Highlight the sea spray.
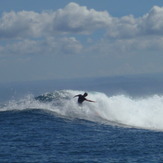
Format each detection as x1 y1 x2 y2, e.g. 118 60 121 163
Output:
1 90 163 131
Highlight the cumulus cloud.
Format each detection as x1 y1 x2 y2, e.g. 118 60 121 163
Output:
0 3 163 39
0 3 163 57
139 6 163 35
89 36 163 57
0 2 111 39
0 37 82 56
106 15 138 38
52 2 111 34
0 10 54 39
107 6 163 38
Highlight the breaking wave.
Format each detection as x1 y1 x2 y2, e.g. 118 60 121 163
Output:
1 90 163 131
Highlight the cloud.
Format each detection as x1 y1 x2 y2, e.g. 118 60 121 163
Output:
0 11 39 38
1 3 163 39
106 15 138 38
0 37 82 56
0 2 111 39
90 36 163 57
107 6 163 38
52 2 111 34
1 3 163 57
139 6 163 35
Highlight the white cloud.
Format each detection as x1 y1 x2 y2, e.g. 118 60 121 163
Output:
0 3 163 57
106 15 138 38
107 6 163 38
0 3 163 39
0 2 111 39
90 36 163 56
0 37 82 56
0 11 41 38
139 6 163 35
52 2 111 34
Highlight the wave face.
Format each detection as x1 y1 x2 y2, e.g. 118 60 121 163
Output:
1 90 163 131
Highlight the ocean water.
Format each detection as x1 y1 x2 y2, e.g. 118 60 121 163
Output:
1 76 163 162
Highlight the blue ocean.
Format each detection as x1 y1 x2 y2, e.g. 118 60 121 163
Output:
1 75 163 163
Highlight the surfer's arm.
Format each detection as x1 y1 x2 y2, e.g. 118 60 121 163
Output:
85 99 95 102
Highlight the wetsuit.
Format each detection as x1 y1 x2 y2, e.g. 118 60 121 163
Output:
76 94 87 104
74 93 95 104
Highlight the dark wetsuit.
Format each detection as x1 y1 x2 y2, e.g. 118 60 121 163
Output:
77 94 86 104
74 93 95 105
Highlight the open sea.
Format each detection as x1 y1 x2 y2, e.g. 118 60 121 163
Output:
0 75 163 163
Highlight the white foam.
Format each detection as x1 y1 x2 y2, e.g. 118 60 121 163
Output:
1 90 163 131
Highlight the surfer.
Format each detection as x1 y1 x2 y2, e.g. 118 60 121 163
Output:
73 92 95 104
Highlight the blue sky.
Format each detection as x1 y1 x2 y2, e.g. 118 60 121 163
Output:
1 0 163 82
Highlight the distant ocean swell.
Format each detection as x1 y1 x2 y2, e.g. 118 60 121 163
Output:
1 90 163 131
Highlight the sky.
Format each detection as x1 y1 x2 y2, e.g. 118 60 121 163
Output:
1 0 163 83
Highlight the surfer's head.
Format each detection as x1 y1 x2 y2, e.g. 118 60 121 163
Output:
83 92 88 97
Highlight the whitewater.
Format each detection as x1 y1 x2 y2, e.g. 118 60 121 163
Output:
1 90 163 131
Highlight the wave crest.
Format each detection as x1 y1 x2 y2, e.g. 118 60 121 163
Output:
1 90 163 131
